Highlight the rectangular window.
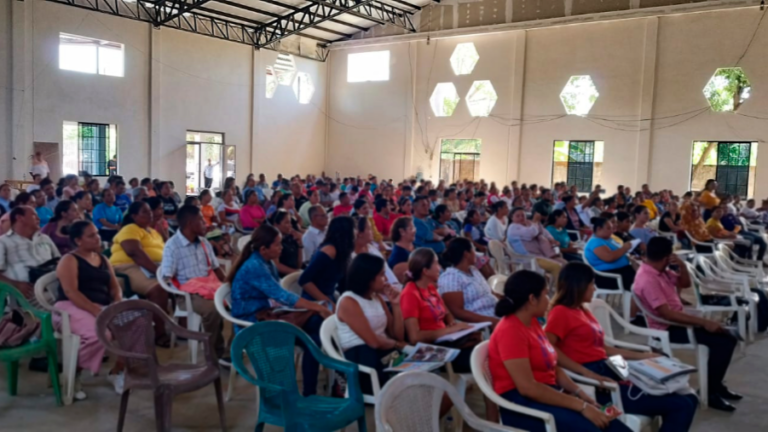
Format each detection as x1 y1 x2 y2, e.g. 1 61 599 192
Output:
691 141 758 198
439 139 481 184
186 131 231 195
552 141 604 193
59 33 124 77
62 121 118 176
347 51 390 83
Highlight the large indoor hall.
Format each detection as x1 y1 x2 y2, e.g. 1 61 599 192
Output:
3 0 768 431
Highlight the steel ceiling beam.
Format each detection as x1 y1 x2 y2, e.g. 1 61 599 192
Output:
213 0 352 37
252 0 415 47
158 0 215 25
246 0 369 31
44 0 328 61
194 5 333 43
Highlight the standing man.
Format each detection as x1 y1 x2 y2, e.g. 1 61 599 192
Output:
108 155 118 176
203 159 215 189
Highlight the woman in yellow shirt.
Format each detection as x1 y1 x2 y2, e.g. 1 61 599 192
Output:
110 201 169 346
699 179 720 220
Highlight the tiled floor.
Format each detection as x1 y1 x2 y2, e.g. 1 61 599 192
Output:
1 331 766 431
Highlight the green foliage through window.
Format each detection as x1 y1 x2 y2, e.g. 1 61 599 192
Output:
703 68 751 112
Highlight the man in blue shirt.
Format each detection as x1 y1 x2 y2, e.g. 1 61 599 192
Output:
272 173 283 189
412 196 446 254
112 180 132 213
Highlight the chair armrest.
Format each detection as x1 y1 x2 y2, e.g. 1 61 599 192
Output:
165 319 213 342
564 369 618 390
479 386 556 426
604 338 652 353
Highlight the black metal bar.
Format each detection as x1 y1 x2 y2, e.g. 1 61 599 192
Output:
244 0 369 31
214 0 351 37
383 0 421 11
159 0 215 25
195 6 333 43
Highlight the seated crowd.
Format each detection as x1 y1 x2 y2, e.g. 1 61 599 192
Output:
1 171 767 429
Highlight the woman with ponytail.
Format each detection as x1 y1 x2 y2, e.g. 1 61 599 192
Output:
489 270 630 432
228 224 332 396
545 262 697 431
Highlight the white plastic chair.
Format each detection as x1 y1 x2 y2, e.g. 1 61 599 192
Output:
587 265 633 329
376 371 524 432
237 235 251 254
685 261 751 344
156 271 203 364
488 274 508 296
470 341 557 432
629 294 710 408
280 271 303 296
488 240 540 276
715 243 766 283
319 315 380 404
34 272 80 405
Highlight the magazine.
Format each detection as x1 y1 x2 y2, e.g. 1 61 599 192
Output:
384 343 460 373
628 356 696 383
435 321 492 343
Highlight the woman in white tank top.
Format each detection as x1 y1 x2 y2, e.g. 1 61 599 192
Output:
336 252 406 393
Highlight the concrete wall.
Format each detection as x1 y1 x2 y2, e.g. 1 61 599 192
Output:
327 6 768 198
0 0 326 192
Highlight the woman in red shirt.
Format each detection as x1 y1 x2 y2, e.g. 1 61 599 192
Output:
400 248 477 372
546 263 697 432
489 270 629 432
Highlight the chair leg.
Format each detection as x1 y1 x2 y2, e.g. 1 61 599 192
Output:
47 349 63 406
226 367 237 402
154 390 173 432
188 314 202 364
622 292 632 334
117 390 131 432
697 345 709 409
63 334 80 405
7 360 19 396
357 416 368 432
213 378 227 432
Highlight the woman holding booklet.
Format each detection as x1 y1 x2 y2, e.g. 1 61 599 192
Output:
336 253 406 393
489 270 630 432
546 262 698 431
400 247 494 419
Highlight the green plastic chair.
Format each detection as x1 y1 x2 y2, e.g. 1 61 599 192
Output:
231 321 367 432
0 283 62 406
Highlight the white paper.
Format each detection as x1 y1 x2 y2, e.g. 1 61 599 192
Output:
628 239 642 253
435 321 492 343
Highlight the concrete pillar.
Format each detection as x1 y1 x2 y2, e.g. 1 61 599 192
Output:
636 17 659 188
403 40 418 179
10 0 34 180
507 30 526 183
251 48 261 177
149 26 162 177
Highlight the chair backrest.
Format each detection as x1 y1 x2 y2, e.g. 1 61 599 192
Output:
237 235 251 253
230 321 315 407
213 283 254 328
34 271 59 311
487 274 507 296
583 298 615 340
319 315 345 361
96 300 161 375
280 271 303 295
488 240 508 274
375 372 448 432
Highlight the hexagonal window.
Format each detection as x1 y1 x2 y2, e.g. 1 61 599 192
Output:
293 72 314 104
560 75 599 116
430 83 460 117
265 66 278 99
466 80 497 117
703 68 751 112
450 43 479 76
274 53 296 86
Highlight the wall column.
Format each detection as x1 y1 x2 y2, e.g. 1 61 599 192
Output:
251 48 261 176
507 30 526 183
403 40 418 179
10 0 34 180
149 27 162 177
635 17 658 188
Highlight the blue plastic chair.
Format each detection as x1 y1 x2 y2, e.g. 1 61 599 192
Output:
231 321 367 432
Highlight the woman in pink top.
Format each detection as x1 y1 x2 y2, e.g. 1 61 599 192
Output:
61 174 82 200
240 189 266 230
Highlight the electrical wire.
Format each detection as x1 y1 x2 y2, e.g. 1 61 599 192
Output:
735 6 768 66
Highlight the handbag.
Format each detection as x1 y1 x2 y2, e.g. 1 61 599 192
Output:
28 258 60 284
255 308 315 329
0 307 41 347
172 243 221 301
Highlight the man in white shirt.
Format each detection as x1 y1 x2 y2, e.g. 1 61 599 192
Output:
302 205 328 262
0 206 60 298
203 159 216 189
740 199 763 223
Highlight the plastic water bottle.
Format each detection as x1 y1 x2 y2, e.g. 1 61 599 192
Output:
444 415 455 432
